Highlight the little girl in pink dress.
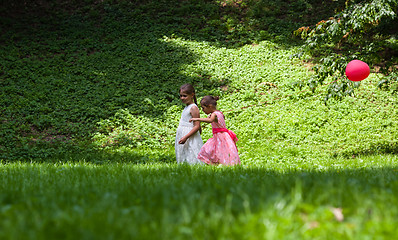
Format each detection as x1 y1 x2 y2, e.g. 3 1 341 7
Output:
190 96 240 166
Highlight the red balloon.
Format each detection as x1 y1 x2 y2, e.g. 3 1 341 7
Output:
345 60 370 81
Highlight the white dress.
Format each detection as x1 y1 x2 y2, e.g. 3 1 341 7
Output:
175 103 204 164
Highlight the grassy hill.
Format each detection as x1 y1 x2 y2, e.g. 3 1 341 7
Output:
1 0 397 162
1 1 398 239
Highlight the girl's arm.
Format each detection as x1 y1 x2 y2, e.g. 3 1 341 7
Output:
178 106 202 144
190 112 217 123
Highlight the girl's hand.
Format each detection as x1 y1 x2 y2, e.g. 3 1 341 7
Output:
189 118 198 122
179 137 188 144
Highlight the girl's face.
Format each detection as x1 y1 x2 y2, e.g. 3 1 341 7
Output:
179 91 194 105
201 104 214 114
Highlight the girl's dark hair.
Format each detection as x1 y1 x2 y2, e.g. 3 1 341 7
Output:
180 83 198 105
200 95 219 107
180 83 202 134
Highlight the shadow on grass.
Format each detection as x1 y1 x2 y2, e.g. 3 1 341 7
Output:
0 160 396 239
0 5 216 160
0 0 344 161
0 0 343 51
3 157 397 214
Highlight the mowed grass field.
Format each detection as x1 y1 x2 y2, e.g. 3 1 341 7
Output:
1 155 397 239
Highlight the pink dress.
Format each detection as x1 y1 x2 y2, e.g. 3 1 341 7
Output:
198 111 240 165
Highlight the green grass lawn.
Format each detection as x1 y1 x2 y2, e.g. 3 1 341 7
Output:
1 155 397 239
1 1 398 239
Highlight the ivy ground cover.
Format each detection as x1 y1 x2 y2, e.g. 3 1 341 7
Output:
1 1 398 239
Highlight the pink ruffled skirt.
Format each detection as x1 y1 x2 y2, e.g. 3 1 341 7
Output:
198 128 240 166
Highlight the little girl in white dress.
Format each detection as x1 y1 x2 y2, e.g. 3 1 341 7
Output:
175 84 204 164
